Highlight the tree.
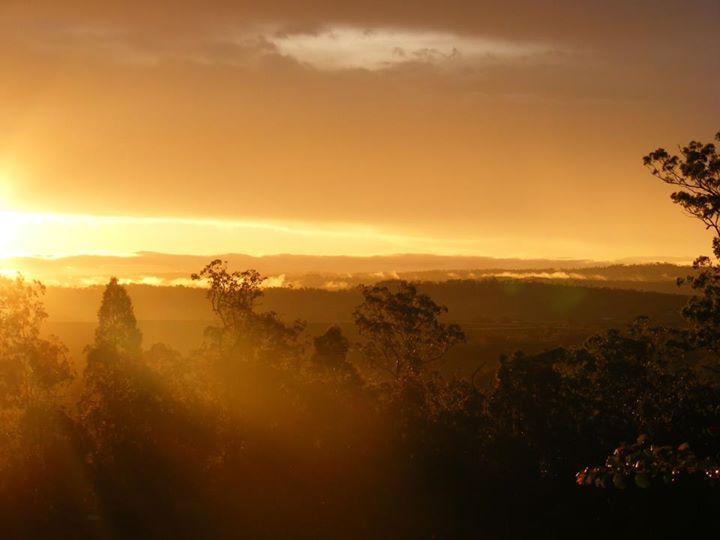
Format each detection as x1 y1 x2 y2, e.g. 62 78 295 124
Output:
94 277 142 355
556 129 720 494
79 279 215 536
311 326 360 382
353 281 465 380
645 132 720 357
644 132 720 254
82 279 145 452
81 278 146 448
0 276 73 410
192 260 303 362
0 277 83 531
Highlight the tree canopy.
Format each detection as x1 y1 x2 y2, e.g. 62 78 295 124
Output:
354 281 465 379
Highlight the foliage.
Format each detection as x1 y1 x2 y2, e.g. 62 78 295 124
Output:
646 132 720 359
94 277 142 355
192 259 304 363
0 277 73 407
492 319 720 478
569 130 720 492
354 281 465 379
577 436 720 490
310 325 361 383
0 277 81 534
644 132 720 248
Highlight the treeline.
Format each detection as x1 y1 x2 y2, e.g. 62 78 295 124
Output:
42 278 686 325
1 133 720 538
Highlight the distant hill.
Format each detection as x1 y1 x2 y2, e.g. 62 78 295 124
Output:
1 252 694 292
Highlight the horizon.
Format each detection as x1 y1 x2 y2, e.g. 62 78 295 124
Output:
1 208 712 262
0 249 696 289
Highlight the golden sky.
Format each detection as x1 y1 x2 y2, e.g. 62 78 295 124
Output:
0 1 718 260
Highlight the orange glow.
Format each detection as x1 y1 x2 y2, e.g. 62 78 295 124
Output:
0 3 716 263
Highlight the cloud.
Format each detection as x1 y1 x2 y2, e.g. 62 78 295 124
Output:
2 0 717 49
266 26 550 71
4 18 554 73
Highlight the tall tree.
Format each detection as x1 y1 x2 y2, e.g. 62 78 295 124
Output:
94 278 142 355
81 277 147 453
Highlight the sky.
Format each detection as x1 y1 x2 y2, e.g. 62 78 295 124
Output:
0 1 719 261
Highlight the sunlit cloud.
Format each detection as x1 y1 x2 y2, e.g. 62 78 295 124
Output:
266 26 550 70
19 21 552 72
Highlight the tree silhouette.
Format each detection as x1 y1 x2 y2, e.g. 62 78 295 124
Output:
192 261 264 330
94 277 142 355
572 131 720 490
644 132 720 254
81 279 145 453
78 278 217 537
0 276 73 409
646 132 720 357
192 260 303 362
0 277 81 531
311 326 360 383
353 281 465 380
312 326 349 367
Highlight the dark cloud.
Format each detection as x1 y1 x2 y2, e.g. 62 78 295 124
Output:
1 1 718 49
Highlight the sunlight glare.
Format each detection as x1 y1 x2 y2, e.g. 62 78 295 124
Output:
0 212 19 259
0 177 17 258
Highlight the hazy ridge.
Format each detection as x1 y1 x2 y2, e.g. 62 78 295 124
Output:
1 252 693 291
